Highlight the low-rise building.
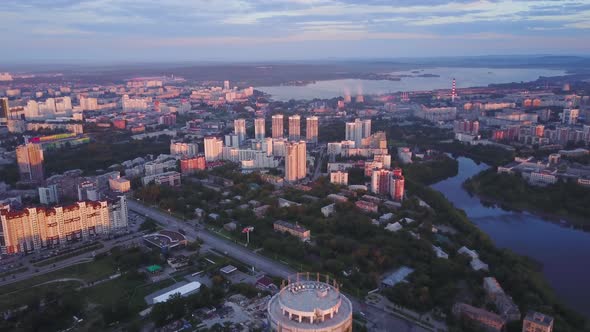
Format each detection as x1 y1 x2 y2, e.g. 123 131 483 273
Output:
458 246 489 271
452 303 505 332
109 177 131 193
142 171 181 186
321 203 336 217
355 200 378 213
432 245 449 259
327 194 348 203
381 266 414 288
483 277 521 321
273 220 310 242
523 311 554 332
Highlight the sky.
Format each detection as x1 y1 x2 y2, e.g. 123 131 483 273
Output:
1 0 590 63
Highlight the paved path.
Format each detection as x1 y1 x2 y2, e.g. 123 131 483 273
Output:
128 199 434 332
0 235 141 288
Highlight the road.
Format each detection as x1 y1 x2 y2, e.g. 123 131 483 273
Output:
0 234 141 288
128 199 434 332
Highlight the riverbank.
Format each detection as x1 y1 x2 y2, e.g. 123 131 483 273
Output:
463 168 590 230
432 156 590 321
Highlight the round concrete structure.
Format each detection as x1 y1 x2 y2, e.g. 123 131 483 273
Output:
267 273 353 332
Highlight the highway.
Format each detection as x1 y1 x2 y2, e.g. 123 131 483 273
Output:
128 199 434 332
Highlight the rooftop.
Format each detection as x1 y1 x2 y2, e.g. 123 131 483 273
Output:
382 266 414 287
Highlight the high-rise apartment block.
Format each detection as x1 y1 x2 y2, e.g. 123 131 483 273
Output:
272 114 284 138
234 118 246 143
390 168 405 202
255 118 266 140
562 108 579 125
16 143 44 182
180 155 207 174
345 118 371 147
288 115 301 141
371 169 392 196
370 168 404 201
330 170 348 185
285 141 307 182
0 97 8 121
204 137 223 162
170 141 199 157
454 120 480 135
0 198 128 254
79 97 98 111
306 116 319 143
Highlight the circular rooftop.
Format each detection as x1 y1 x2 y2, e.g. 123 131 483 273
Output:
267 273 353 332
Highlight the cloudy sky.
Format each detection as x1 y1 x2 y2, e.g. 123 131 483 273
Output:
2 0 589 62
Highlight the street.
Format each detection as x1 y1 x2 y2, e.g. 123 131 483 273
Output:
128 199 434 332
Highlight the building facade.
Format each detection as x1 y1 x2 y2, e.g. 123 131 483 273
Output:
0 199 128 254
273 220 311 241
306 116 319 143
204 137 223 161
267 273 353 332
523 311 554 332
345 118 371 147
288 115 301 141
272 114 284 138
285 141 307 182
234 118 246 143
170 141 199 157
330 171 348 186
180 155 207 174
255 117 266 140
16 143 44 182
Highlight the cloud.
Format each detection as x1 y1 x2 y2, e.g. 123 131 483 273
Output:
1 0 589 61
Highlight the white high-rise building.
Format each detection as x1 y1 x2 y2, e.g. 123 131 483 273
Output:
272 138 288 157
170 141 199 157
224 80 230 90
80 97 98 111
288 115 301 141
345 118 371 147
234 118 246 143
306 116 319 143
25 100 40 119
54 97 72 115
122 94 149 111
272 114 284 138
255 117 266 140
204 137 223 161
285 140 307 182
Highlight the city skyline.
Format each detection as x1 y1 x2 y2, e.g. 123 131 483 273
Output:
2 0 590 63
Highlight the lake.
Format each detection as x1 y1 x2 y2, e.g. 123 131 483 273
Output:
431 157 590 317
257 67 566 101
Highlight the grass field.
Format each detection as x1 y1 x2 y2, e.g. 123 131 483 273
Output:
0 256 117 296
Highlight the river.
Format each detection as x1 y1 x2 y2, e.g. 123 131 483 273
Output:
431 157 590 317
257 67 566 101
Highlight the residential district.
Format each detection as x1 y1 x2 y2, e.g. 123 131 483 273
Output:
0 71 588 332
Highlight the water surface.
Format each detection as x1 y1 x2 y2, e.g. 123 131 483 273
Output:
258 67 566 101
431 157 590 317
